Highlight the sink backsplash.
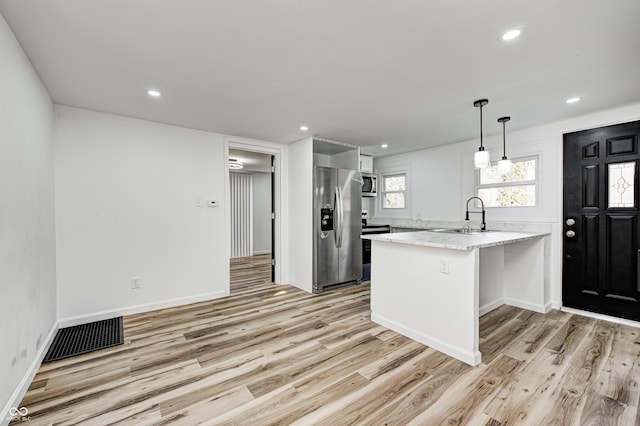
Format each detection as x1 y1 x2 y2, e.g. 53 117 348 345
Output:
368 218 552 234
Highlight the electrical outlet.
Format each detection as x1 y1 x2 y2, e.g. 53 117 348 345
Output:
131 277 141 289
439 259 450 274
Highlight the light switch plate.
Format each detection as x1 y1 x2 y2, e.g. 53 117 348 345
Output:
439 259 450 274
131 277 141 289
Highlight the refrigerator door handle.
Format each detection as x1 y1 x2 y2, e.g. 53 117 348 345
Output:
333 190 339 248
335 185 343 248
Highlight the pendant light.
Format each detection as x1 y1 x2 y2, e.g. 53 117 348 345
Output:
497 116 512 174
473 99 490 168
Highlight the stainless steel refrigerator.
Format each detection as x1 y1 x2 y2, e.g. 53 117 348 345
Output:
313 167 362 293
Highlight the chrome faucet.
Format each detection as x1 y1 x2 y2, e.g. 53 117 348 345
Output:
465 197 486 231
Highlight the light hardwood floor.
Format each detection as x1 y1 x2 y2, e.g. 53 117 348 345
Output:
11 273 640 425
230 254 272 294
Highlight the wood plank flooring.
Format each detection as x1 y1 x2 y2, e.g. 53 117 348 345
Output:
229 254 272 294
11 274 640 425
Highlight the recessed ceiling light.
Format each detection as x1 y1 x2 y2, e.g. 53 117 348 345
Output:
566 97 581 104
381 144 389 149
501 29 522 41
299 125 309 131
147 89 161 97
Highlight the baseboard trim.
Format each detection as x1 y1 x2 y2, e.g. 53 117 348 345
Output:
252 250 272 255
504 297 549 314
371 312 481 367
480 297 550 316
58 290 227 328
479 299 504 316
2 322 58 426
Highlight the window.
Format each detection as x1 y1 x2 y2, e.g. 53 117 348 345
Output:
377 166 411 217
382 173 406 209
476 156 538 207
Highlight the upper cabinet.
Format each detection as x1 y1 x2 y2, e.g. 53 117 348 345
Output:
360 154 373 173
311 139 374 172
313 138 359 170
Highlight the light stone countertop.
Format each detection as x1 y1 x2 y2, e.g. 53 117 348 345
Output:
361 229 549 251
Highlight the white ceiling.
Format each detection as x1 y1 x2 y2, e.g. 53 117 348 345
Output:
1 1 639 157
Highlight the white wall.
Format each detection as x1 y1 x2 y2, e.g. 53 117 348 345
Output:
0 13 56 420
287 137 313 292
54 106 229 322
373 102 640 308
252 172 272 254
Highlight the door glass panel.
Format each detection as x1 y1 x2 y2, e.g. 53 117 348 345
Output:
608 162 635 208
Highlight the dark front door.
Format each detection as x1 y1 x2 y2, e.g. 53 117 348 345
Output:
563 120 640 321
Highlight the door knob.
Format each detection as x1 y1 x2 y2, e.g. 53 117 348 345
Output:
566 230 576 238
566 218 575 226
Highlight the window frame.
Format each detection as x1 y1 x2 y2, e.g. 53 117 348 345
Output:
475 155 539 208
377 165 411 218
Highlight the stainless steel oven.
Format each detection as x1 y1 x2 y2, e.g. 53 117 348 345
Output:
361 224 390 280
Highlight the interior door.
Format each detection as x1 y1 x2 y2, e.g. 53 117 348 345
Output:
563 120 640 321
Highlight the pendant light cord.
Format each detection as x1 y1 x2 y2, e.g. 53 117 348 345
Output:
497 116 511 160
502 121 506 159
480 104 484 150
473 99 489 151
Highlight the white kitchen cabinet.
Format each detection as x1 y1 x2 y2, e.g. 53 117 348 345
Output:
360 154 373 172
313 139 359 170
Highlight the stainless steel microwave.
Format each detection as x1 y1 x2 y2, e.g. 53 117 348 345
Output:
361 174 377 197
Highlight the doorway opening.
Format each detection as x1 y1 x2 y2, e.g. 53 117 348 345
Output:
228 148 275 294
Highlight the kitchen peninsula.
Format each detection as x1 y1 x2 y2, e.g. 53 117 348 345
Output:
363 229 550 366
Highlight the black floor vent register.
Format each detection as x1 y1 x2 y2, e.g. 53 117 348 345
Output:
43 317 124 363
